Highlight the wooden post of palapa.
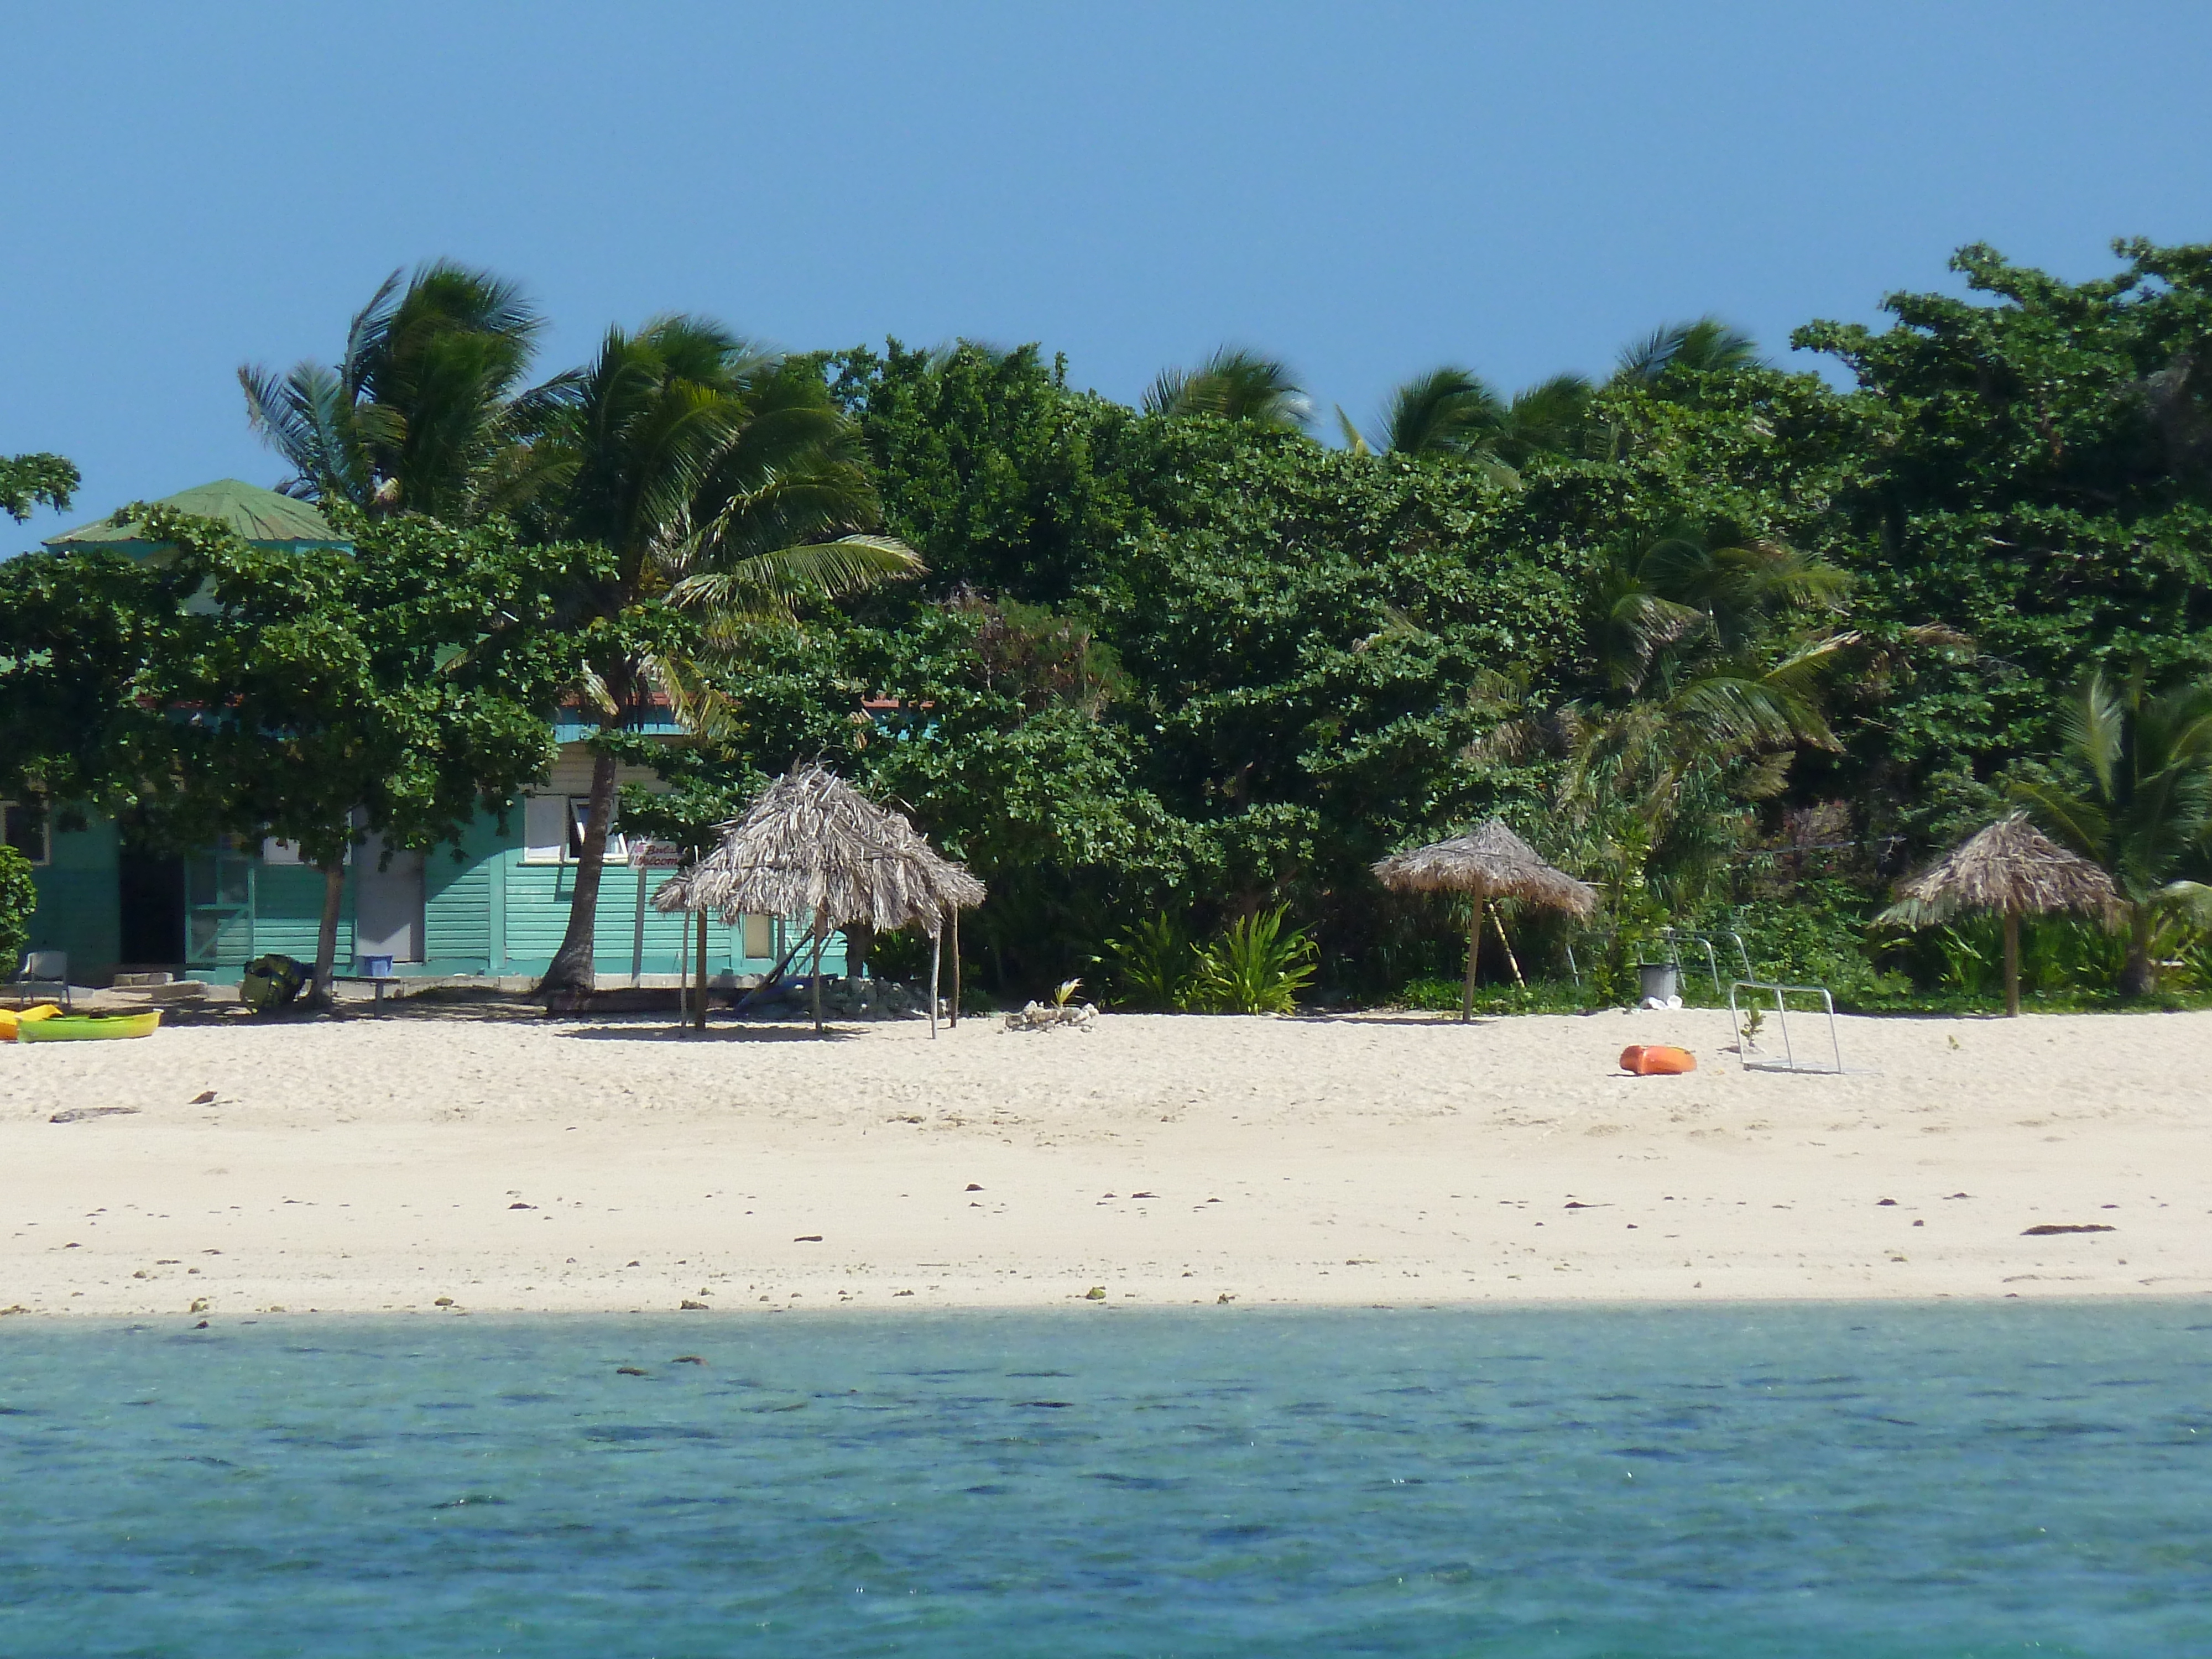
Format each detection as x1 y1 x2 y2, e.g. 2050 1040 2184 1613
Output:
949 909 962 1027
1461 887 1482 1024
810 912 827 1034
676 911 690 1026
928 915 942 1040
694 905 709 1031
2004 909 2021 1018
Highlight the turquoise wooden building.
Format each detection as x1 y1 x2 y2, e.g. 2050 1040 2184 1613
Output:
11 482 833 988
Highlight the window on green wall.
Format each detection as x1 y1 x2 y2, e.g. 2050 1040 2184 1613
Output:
2 801 50 865
522 795 625 865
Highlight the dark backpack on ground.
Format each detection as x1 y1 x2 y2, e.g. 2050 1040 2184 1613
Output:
239 953 308 1013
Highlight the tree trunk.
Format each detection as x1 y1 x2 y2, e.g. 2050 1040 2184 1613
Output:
2120 904 2156 997
1488 902 1526 989
844 921 874 994
312 859 346 1009
541 746 619 999
2002 909 2021 1018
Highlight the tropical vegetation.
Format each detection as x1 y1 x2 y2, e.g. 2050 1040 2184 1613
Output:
4 237 2211 1012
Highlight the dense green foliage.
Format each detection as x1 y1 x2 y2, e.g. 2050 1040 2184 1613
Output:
0 508 593 993
665 244 2212 1005
1 453 77 523
9 238 2212 1010
0 843 35 970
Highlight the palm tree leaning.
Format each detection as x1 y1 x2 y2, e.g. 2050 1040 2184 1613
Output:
526 316 923 999
2013 670 2212 994
239 260 545 521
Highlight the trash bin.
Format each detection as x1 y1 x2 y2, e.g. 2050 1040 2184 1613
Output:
1637 962 1679 1005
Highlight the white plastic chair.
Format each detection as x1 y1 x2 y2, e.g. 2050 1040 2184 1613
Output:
9 951 70 1009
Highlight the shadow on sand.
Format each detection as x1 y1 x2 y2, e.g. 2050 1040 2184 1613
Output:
556 1022 859 1044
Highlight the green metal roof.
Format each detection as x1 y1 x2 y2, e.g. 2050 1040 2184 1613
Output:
44 479 346 550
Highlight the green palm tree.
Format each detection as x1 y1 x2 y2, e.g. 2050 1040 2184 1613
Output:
1472 523 1851 917
2014 670 2212 993
1338 368 1594 473
1142 348 1309 430
1364 367 1503 456
1492 373 1597 466
527 315 923 998
1614 317 1763 383
238 262 546 521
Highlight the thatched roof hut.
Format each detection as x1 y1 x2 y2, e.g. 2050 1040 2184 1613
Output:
655 764 984 1032
1881 811 2117 1016
1373 820 1598 1021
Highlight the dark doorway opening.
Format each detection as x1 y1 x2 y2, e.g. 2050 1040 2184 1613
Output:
118 848 186 968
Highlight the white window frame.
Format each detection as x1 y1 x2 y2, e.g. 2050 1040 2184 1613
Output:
1 801 51 867
521 795 624 865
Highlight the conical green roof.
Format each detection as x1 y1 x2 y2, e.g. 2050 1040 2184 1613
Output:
45 479 345 550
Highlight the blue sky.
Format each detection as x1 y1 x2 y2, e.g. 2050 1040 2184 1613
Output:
6 2 2210 550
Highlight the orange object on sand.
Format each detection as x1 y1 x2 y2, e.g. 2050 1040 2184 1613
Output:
1620 1044 1695 1076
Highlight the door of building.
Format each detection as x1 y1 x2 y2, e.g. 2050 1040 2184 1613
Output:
354 838 425 963
117 848 186 968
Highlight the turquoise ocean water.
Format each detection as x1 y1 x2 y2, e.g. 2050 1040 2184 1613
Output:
2 1303 2208 1657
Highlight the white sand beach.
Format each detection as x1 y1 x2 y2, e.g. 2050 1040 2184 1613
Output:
2 1005 2205 1319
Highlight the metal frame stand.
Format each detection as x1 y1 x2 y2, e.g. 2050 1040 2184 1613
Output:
1726 979 1846 1074
1663 927 1754 993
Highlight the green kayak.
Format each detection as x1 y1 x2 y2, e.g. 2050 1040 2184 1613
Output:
18 1010 163 1042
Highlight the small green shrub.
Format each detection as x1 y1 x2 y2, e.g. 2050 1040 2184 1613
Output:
0 846 34 972
1189 907 1317 1015
1104 914 1194 1010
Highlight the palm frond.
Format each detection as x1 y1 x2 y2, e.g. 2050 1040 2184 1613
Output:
1379 366 1504 457
2062 672 2126 800
670 535 922 623
1142 348 1307 429
2010 778 2110 860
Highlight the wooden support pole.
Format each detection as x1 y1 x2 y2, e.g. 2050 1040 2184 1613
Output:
676 911 690 1026
810 914 827 1034
1462 890 1481 1024
928 918 942 1040
2004 909 2021 1018
694 906 709 1031
949 909 962 1028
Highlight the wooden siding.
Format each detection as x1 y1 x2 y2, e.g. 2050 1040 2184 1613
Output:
24 817 120 980
249 864 354 966
16 732 854 983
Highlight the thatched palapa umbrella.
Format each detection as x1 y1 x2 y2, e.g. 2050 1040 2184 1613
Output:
1881 811 2118 1017
1373 820 1598 1022
656 764 984 1035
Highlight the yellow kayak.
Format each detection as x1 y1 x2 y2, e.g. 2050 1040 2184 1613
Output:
0 1004 64 1040
17 1010 163 1042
